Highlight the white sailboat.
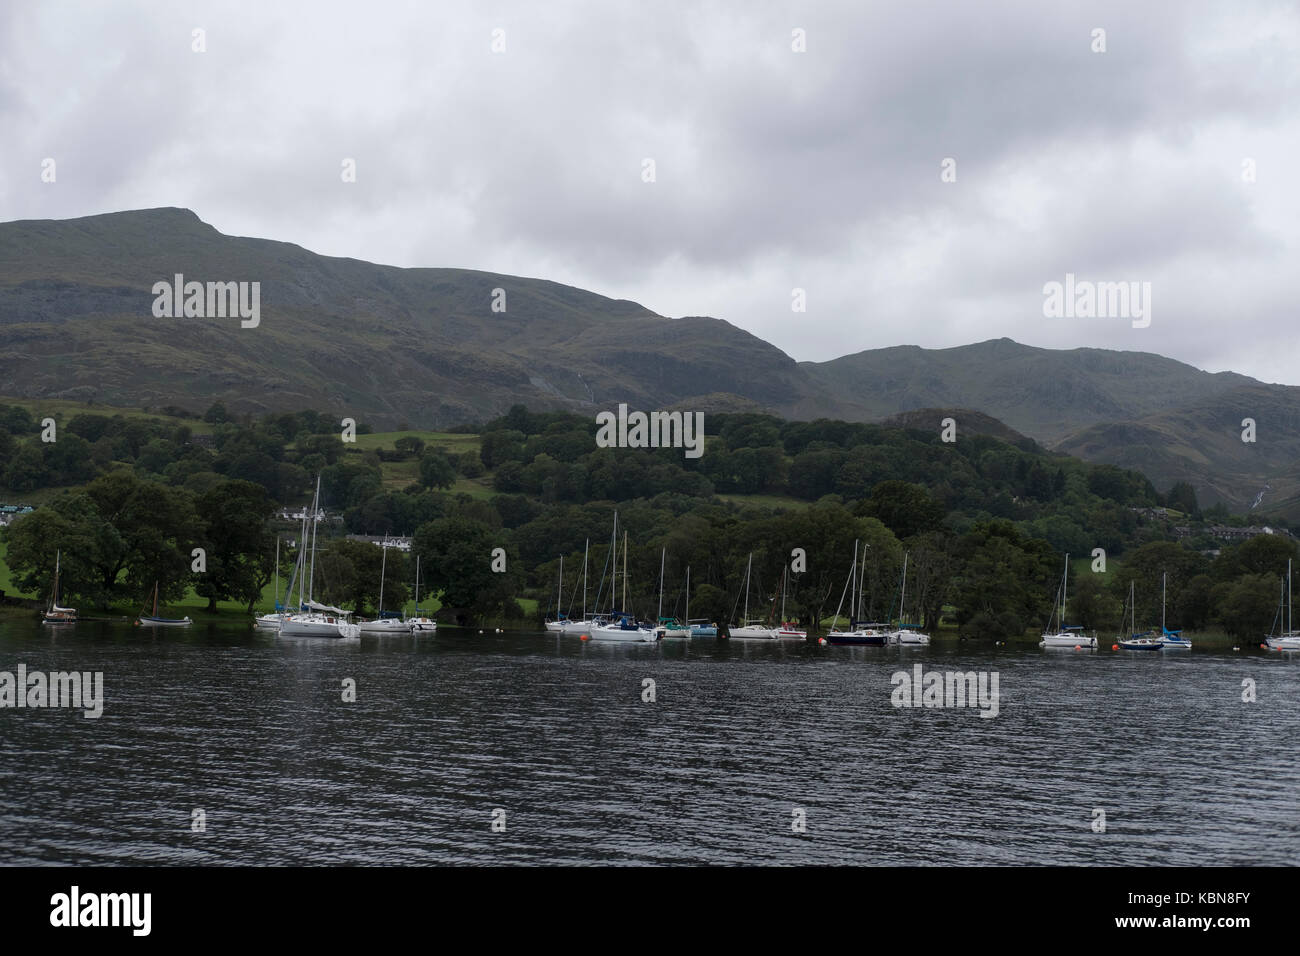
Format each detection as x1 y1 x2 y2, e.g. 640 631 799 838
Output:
1266 558 1300 650
654 549 691 638
889 551 930 645
360 542 408 633
42 549 77 625
1156 571 1191 649
407 554 437 632
1039 553 1097 648
729 552 778 639
278 478 361 639
560 539 591 632
544 555 571 631
589 518 655 642
773 564 806 638
1117 580 1160 650
826 540 889 645
254 537 283 629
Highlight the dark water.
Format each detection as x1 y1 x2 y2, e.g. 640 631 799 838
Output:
0 619 1296 866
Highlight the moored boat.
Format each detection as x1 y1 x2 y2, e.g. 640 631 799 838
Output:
1265 559 1300 650
137 580 192 626
42 550 77 625
729 553 777 639
825 539 889 645
1040 554 1097 648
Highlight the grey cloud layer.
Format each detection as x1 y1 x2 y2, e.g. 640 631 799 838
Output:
2 0 1297 382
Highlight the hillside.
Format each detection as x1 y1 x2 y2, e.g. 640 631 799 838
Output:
4 207 1300 517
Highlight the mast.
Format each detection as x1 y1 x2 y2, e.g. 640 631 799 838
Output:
415 555 421 612
153 581 159 617
52 549 60 609
858 546 867 621
622 529 628 614
556 555 563 620
899 552 908 626
685 566 690 622
1162 571 1167 631
610 512 618 614
1129 580 1135 635
582 539 589 621
378 543 387 615
658 548 665 619
273 537 280 610
781 564 787 622
743 552 753 622
850 540 859 625
307 476 321 606
1289 558 1293 635
1062 553 1069 626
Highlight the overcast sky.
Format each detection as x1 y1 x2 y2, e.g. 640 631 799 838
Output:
3 0 1298 383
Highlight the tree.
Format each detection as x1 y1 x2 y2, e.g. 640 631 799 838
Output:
203 401 229 424
862 480 944 540
394 436 426 459
194 479 274 612
411 517 520 621
419 449 456 490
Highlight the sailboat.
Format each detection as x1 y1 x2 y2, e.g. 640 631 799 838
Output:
1155 571 1191 649
278 477 361 639
407 554 437 632
773 564 806 638
588 517 656 642
826 540 888 645
360 542 409 633
730 553 778 639
888 550 930 645
559 539 592 632
1117 580 1159 650
1039 554 1097 648
137 580 192 626
42 549 77 624
1265 558 1300 650
681 565 718 636
254 537 283 629
544 555 574 631
653 549 691 638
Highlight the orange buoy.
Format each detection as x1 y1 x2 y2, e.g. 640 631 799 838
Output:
818 637 827 645
580 633 589 641
1075 644 1082 650
1111 643 1119 650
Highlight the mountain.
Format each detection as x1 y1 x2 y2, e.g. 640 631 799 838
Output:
3 208 1298 516
804 338 1257 444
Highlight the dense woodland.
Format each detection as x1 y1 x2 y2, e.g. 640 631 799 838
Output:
1 400 1296 639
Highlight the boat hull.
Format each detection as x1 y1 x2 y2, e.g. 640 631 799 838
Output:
588 625 657 642
359 618 410 634
138 616 192 626
730 626 778 639
1118 639 1161 651
826 630 888 646
279 615 360 639
893 631 930 645
1040 632 1097 648
407 617 437 632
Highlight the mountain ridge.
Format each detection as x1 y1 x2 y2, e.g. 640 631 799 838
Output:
3 207 1297 515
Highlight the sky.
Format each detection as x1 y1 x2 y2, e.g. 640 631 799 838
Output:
2 0 1298 382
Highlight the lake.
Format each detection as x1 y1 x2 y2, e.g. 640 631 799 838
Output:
1 618 1296 865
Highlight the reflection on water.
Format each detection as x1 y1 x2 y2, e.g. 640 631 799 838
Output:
1 618 1296 865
